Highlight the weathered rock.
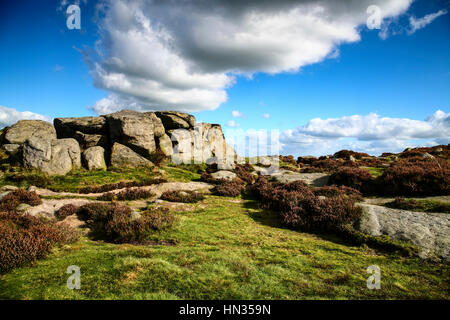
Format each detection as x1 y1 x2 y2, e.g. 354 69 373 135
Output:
421 153 434 159
74 131 108 150
158 134 173 156
357 203 450 261
3 144 21 156
16 203 32 212
110 142 154 168
155 111 193 130
106 110 156 157
23 137 81 176
4 120 56 145
145 112 165 137
0 191 12 201
23 136 52 169
54 116 107 137
349 155 356 162
47 139 81 175
83 146 107 171
211 170 236 181
272 171 330 187
0 185 18 192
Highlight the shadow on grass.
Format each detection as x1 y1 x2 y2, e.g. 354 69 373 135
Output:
241 194 351 247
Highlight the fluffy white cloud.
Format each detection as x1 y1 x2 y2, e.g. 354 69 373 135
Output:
279 110 450 156
87 0 412 114
409 9 447 34
226 120 240 128
232 110 245 118
0 106 51 128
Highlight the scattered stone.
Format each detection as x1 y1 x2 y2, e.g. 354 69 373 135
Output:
211 170 237 181
349 155 356 162
272 172 330 187
421 153 434 159
16 203 32 212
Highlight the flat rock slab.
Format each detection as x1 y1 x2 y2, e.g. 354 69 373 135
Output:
25 198 94 218
364 195 450 206
30 181 213 199
357 203 450 262
272 171 330 187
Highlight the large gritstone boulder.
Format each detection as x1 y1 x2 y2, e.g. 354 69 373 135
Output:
155 111 196 130
23 137 81 176
357 203 450 262
110 142 154 168
106 110 156 158
4 120 56 145
83 146 107 171
54 116 107 136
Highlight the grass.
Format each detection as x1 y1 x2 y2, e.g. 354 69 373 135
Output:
385 198 450 214
0 195 448 299
0 165 200 193
366 167 385 178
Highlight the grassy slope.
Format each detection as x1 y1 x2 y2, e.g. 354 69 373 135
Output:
1 196 448 300
0 165 201 193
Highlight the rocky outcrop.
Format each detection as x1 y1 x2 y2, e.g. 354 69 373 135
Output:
83 146 107 171
1 110 239 175
110 142 154 168
4 120 56 145
23 137 81 176
357 203 450 262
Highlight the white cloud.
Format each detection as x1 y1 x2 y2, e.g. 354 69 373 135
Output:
86 0 412 114
262 113 270 119
232 110 245 118
226 120 240 128
0 106 51 128
280 110 450 156
409 9 447 34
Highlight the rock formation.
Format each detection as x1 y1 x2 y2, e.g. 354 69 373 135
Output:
0 110 238 175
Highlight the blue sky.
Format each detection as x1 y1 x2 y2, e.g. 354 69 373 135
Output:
0 0 449 156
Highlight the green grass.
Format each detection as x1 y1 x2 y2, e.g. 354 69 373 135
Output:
366 167 385 178
385 198 450 214
0 165 201 193
1 196 448 300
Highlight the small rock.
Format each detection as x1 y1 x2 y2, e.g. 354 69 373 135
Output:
211 170 237 181
0 185 18 192
421 153 435 159
0 191 12 201
130 211 142 221
16 203 32 212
